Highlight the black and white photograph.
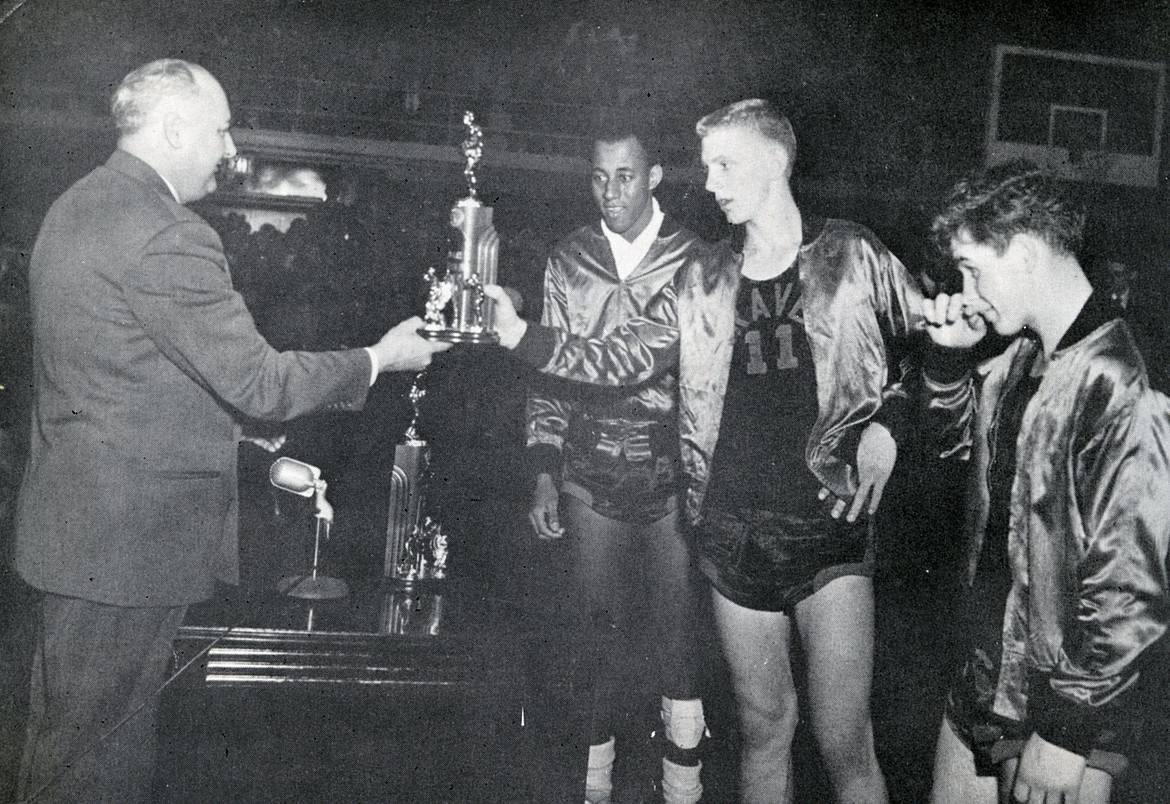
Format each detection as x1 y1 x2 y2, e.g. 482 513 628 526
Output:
1 1 1168 801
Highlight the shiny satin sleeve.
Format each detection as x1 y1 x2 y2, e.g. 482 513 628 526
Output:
1034 387 1170 752
872 245 925 341
867 241 926 445
526 254 577 461
516 277 680 388
920 345 979 461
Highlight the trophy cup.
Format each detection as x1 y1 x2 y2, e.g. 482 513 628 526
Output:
384 373 450 582
419 111 500 344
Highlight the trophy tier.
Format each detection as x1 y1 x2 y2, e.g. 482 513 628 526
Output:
418 325 500 345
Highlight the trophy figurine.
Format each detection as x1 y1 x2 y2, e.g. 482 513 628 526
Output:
419 111 500 344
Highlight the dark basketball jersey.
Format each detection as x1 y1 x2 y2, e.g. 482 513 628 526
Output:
704 264 823 517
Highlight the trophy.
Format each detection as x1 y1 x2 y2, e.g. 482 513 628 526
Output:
384 373 450 582
419 111 500 344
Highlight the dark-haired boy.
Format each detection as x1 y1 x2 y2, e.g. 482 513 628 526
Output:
922 160 1170 803
525 124 706 804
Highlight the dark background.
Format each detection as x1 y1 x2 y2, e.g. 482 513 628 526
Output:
1 1 1169 801
2 0 1168 244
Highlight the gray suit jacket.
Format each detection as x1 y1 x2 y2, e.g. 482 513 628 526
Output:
15 150 372 606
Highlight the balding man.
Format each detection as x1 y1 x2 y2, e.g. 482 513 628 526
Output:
14 58 448 802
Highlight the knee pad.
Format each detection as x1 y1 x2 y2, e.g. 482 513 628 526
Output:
585 736 615 804
661 697 706 752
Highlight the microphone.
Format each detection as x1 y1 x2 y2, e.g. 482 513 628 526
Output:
270 456 320 497
269 456 346 599
270 456 333 524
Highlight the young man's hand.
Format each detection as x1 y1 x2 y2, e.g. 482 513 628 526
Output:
483 284 527 349
1011 733 1088 803
922 291 988 349
818 421 896 523
529 473 565 540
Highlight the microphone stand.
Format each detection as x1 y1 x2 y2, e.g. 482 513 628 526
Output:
271 457 349 600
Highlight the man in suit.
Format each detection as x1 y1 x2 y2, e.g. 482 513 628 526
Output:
13 58 449 803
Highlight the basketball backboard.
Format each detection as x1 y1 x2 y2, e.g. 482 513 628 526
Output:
986 45 1166 186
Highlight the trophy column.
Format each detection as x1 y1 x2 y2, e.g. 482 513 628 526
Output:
384 442 428 579
383 377 448 582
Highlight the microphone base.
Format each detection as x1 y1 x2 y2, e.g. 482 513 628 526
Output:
279 575 350 600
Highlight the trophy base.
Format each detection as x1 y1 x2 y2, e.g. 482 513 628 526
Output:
418 326 500 345
279 574 350 600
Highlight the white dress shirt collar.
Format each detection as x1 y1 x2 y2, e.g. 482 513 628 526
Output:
155 170 181 204
601 197 664 281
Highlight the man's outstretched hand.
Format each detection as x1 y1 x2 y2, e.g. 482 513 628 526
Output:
370 316 452 373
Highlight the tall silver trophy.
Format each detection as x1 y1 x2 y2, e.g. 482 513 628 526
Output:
419 111 500 344
382 382 450 634
384 376 449 582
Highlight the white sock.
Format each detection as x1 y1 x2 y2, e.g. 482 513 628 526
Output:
585 736 615 804
662 757 703 804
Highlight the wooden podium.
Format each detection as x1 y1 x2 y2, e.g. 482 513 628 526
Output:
158 579 527 802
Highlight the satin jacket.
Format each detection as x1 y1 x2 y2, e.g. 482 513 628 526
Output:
526 215 700 480
514 216 923 524
923 313 1170 755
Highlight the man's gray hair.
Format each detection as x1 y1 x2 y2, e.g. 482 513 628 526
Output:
695 99 797 179
111 59 203 135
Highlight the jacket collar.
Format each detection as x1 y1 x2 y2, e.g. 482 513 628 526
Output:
587 210 683 241
105 149 179 203
801 214 826 246
1054 289 1122 354
979 289 1122 377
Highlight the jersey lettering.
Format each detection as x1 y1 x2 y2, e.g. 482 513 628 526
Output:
774 323 798 370
745 330 768 374
774 282 793 320
737 275 803 375
750 287 771 321
788 296 804 325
